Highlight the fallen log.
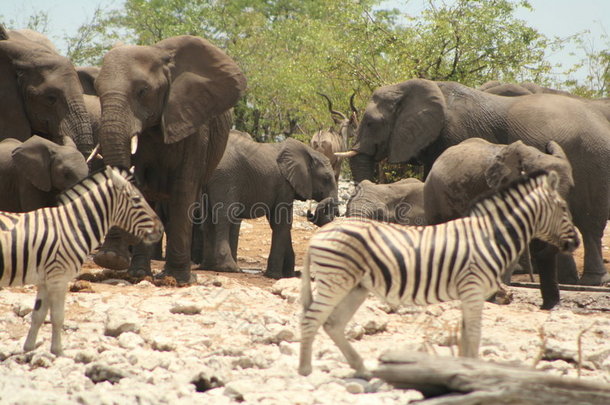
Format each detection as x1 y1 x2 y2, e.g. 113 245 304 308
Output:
373 350 610 405
510 282 610 293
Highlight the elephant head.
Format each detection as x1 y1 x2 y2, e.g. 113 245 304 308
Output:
307 196 339 227
276 138 338 203
0 27 94 156
485 140 574 199
12 135 89 192
95 36 247 168
349 79 446 183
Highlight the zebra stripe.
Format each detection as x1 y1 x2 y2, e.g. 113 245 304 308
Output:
299 171 578 377
0 166 162 356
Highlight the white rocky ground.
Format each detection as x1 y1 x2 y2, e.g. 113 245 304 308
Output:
0 180 609 404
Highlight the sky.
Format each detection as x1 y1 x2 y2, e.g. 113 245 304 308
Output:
2 0 609 83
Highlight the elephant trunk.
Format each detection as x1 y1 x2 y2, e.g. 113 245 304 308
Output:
98 94 136 168
62 99 95 156
349 153 376 184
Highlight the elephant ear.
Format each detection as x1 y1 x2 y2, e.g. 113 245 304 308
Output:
155 36 247 144
76 66 100 96
388 80 446 163
0 33 34 142
12 135 52 192
277 138 313 200
485 141 525 189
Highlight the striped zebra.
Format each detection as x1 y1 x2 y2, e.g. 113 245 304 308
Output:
0 166 163 355
298 170 579 377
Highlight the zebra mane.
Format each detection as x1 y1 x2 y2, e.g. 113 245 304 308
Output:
467 170 549 215
57 166 134 205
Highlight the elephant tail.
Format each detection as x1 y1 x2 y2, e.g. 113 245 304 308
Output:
300 250 313 311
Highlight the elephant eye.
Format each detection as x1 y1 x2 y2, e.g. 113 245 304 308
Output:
137 86 149 98
46 94 57 106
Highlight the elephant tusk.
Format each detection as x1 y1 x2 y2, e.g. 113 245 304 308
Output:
335 150 358 158
131 135 138 155
86 144 101 163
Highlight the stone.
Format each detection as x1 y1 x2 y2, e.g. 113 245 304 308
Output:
150 337 176 352
85 363 126 384
104 310 141 337
169 303 203 315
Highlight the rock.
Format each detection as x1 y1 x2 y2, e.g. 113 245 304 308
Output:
118 332 145 349
345 380 365 394
261 327 295 344
74 350 98 364
101 278 132 286
136 279 154 288
12 302 33 317
543 342 577 363
191 372 224 393
169 302 203 315
85 363 126 384
104 310 141 337
30 352 55 368
586 348 610 369
363 319 388 335
279 341 294 355
150 337 176 352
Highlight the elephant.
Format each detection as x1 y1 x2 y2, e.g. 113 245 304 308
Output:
345 178 425 226
76 66 100 96
423 138 574 309
195 132 337 279
0 26 94 156
348 78 610 286
91 35 246 284
306 196 339 227
0 135 88 212
310 93 358 182
479 80 610 123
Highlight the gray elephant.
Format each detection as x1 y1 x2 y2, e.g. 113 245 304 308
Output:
307 196 340 227
91 36 247 284
479 80 610 123
0 27 94 156
0 135 88 212
348 79 610 286
424 138 574 309
346 178 425 225
195 132 337 279
310 93 358 182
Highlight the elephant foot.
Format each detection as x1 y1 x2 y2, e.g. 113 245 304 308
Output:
94 247 130 270
128 267 153 279
578 272 610 286
155 270 197 285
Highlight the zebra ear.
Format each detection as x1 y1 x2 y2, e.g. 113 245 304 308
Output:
546 170 560 190
106 166 128 190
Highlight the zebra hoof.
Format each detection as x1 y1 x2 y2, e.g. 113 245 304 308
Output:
93 249 130 270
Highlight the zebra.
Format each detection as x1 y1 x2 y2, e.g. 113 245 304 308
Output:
0 166 163 356
298 170 579 377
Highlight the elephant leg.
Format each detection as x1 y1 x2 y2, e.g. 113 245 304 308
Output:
128 241 155 278
210 219 240 273
191 222 204 266
265 212 295 279
578 226 609 286
200 220 217 270
530 240 560 310
156 178 199 284
555 252 579 285
229 220 241 262
93 227 132 270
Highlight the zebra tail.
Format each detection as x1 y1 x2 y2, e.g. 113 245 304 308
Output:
301 249 313 311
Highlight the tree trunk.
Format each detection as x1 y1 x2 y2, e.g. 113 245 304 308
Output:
374 350 610 405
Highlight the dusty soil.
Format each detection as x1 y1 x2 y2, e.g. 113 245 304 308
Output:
0 201 609 404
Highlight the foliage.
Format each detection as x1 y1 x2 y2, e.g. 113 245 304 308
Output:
9 0 600 179
562 27 609 98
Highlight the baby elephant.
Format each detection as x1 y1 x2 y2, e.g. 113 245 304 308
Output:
424 138 574 309
346 178 425 225
0 136 89 212
195 132 338 279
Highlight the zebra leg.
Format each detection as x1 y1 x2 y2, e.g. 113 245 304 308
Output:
299 285 355 376
48 283 68 356
322 286 370 378
23 285 50 352
459 296 484 358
